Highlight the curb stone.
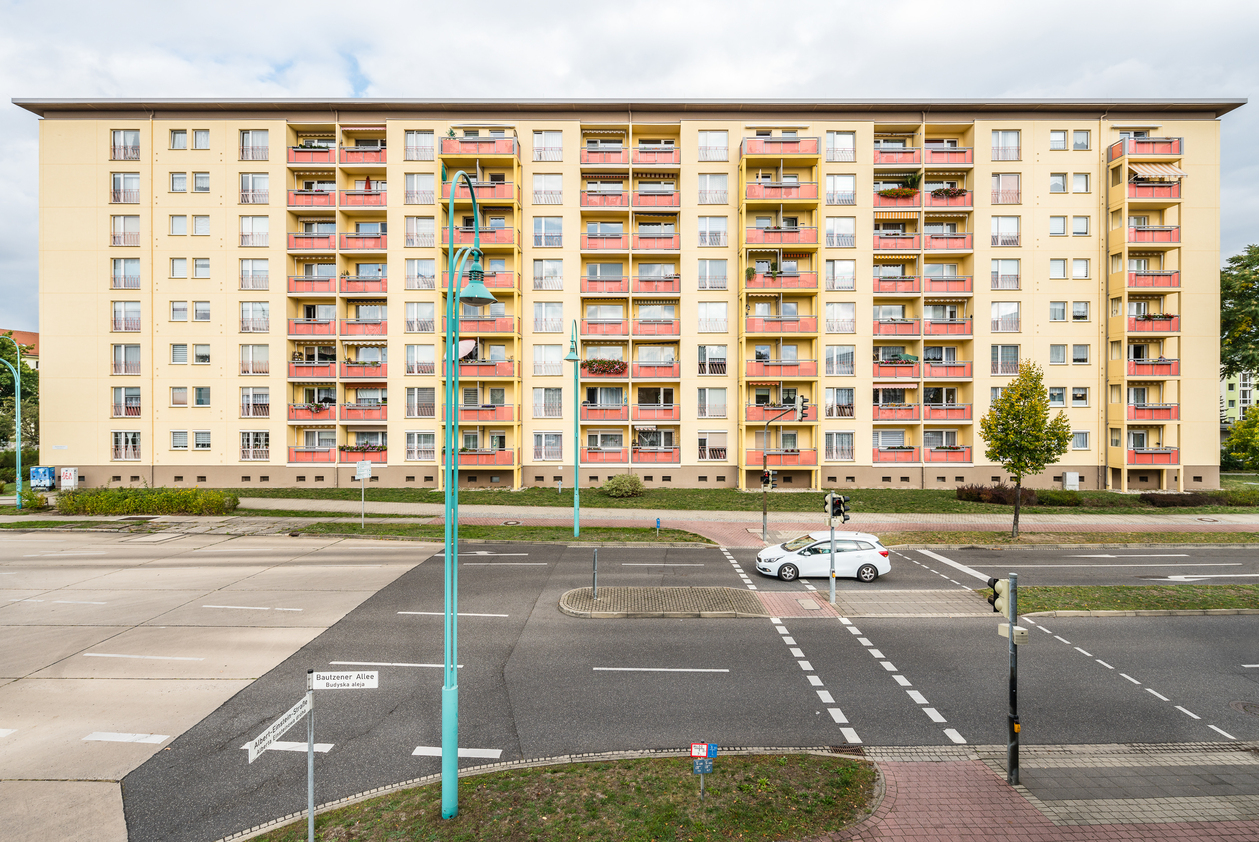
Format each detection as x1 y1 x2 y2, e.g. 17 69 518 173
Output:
1024 608 1259 618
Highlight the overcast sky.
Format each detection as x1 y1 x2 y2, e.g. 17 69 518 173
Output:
2 0 1255 332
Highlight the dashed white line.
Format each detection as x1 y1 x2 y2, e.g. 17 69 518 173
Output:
83 652 203 662
798 661 814 671
203 604 271 611
243 741 333 754
774 625 788 634
923 708 947 723
817 690 835 703
1146 688 1170 702
828 708 848 724
1175 706 1201 720
1054 636 1071 645
53 600 108 605
0 729 14 738
868 649 884 659
413 745 501 759
1120 673 1141 685
789 648 805 658
893 675 912 687
594 667 730 673
807 675 823 687
846 626 862 635
1074 647 1092 657
1039 626 1052 634
907 690 928 704
857 638 872 646
879 661 897 672
840 727 861 744
1096 660 1114 669
1208 725 1237 740
943 729 967 744
398 611 508 617
839 618 852 625
331 661 460 669
84 732 168 744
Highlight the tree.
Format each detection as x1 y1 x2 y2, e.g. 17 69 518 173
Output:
0 332 38 452
1222 406 1259 470
1221 245 1259 378
0 396 38 449
0 332 38 404
979 361 1072 537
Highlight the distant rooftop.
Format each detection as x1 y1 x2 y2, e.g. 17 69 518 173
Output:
1 329 38 357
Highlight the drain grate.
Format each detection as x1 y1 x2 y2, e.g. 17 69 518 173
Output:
502 521 522 526
1229 701 1259 717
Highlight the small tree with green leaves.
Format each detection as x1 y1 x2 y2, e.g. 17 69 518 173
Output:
979 361 1072 537
1222 406 1259 470
1221 245 1259 378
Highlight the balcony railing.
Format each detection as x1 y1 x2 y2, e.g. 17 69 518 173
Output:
745 316 818 334
874 234 918 250
582 448 629 463
697 360 727 375
533 446 563 461
696 404 726 419
341 319 386 336
924 191 972 208
459 360 514 377
112 446 142 461
825 445 855 461
632 447 681 463
406 318 435 333
746 404 817 422
991 233 1020 247
632 319 680 336
110 189 139 204
238 273 269 291
923 361 973 379
581 191 629 208
407 275 437 290
406 232 436 247
925 233 973 250
111 317 141 332
239 233 269 247
449 404 515 422
407 447 437 460
924 275 972 294
111 232 140 246
288 275 336 294
240 318 270 333
698 318 727 333
743 137 819 156
111 274 141 290
406 403 436 419
340 276 387 294
633 275 681 294
533 146 562 162
746 227 817 245
874 447 919 463
289 447 336 463
826 319 855 333
991 316 1021 332
1128 181 1181 200
698 190 728 204
341 403 387 421
746 182 818 201
633 148 681 165
239 190 269 204
873 404 920 421
825 404 855 418
633 234 681 250
872 361 919 378
633 404 680 421
1128 403 1180 421
406 361 436 375
339 146 387 164
448 448 515 467
581 319 629 336
1127 358 1179 376
1128 315 1180 333
441 270 518 290
698 146 728 161
240 145 269 161
288 146 336 164
873 148 920 165
111 145 140 161
698 446 728 460
288 404 336 421
580 361 629 379
825 362 855 376
1128 270 1179 289
405 145 436 161
924 147 973 164
872 276 919 294
992 190 1021 204
239 360 269 375
873 191 920 208
826 191 856 205
991 146 1021 161
924 446 972 463
112 403 142 417
748 272 818 290
405 190 435 204
340 362 387 378
581 233 629 250
1127 448 1179 465
924 405 973 422
442 181 518 202
288 233 336 250
581 275 630 294
534 362 562 376
634 191 680 207
697 232 728 247
112 361 141 375
288 361 336 378
1109 137 1183 161
340 233 387 250
341 448 387 464
632 361 680 378
826 146 856 162
827 233 855 248
447 316 519 334
746 448 818 467
874 319 920 336
441 137 519 157
288 190 335 208
1128 226 1180 244
580 148 629 165
826 274 856 291
745 359 817 377
535 317 563 333
991 273 1020 290
923 318 973 336
340 189 386 207
534 403 563 418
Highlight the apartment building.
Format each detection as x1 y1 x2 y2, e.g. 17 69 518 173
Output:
18 98 1241 492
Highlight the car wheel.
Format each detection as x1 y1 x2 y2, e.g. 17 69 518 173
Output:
778 563 799 582
857 564 878 583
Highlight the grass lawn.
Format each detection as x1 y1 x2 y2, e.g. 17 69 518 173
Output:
0 521 97 529
875 530 1259 545
253 753 875 842
296 522 714 544
981 584 1259 613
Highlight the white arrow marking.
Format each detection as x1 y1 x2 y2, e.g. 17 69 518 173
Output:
1156 574 1259 582
1069 554 1190 559
412 745 502 758
917 550 989 583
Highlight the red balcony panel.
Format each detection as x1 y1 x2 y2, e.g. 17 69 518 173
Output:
633 191 681 207
1127 404 1180 421
924 191 973 208
872 277 920 294
440 270 519 290
340 362 387 378
581 319 629 336
746 183 819 200
744 360 818 377
289 362 336 378
580 404 628 421
288 190 335 207
1127 227 1180 244
1127 271 1179 289
459 360 515 377
340 319 387 336
873 405 920 421
742 137 819 156
340 189 387 207
923 362 973 379
441 137 519 157
632 275 681 294
1127 315 1180 332
581 191 629 207
441 181 518 202
924 148 973 165
288 147 336 164
449 448 515 466
873 192 921 208
340 404 387 421
873 447 919 463
1109 137 1183 160
288 319 336 336
288 404 337 421
633 234 680 250
631 362 680 378
632 319 680 336
872 362 920 378
745 405 818 422
1127 359 1180 376
339 147 386 164
633 405 681 421
341 448 387 463
581 233 629 250
581 276 631 294
632 447 681 463
340 234 387 250
923 318 973 336
924 276 973 294
1128 182 1181 200
745 449 818 467
288 276 336 293
744 316 818 334
1127 448 1179 465
288 233 336 250
632 148 681 165
874 319 921 336
579 149 629 165
340 277 387 294
873 148 921 165
924 233 973 250
923 404 973 421
451 404 515 422
874 234 919 249
444 316 519 334
745 227 818 245
924 446 972 463
288 446 336 462
746 272 818 290
581 447 628 463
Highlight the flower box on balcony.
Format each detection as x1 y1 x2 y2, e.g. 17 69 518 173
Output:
580 359 628 376
873 189 920 207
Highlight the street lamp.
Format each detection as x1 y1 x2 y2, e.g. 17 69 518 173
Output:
441 170 497 820
0 335 22 510
564 322 581 537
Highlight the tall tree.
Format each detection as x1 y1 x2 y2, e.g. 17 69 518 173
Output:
1222 406 1259 470
0 331 38 404
979 361 1073 537
1221 245 1259 378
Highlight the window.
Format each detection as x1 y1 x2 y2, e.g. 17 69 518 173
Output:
1073 130 1090 151
1046 387 1065 406
1072 302 1090 321
1049 259 1067 280
193 301 210 321
534 216 562 247
697 259 727 290
171 430 188 450
193 344 210 364
697 345 726 374
1049 130 1067 151
1049 345 1066 365
1071 387 1089 407
240 215 268 246
239 129 268 160
194 258 210 278
697 216 727 246
405 130 435 160
698 301 727 332
826 131 855 162
1072 216 1089 236
171 172 187 192
170 130 187 149
826 216 855 247
825 431 854 460
1049 216 1067 236
697 388 726 418
193 215 210 236
991 387 1005 402
534 301 563 333
532 130 562 161
1049 302 1066 321
992 345 1019 375
193 172 209 192
170 215 187 236
194 387 211 407
991 302 1020 332
192 129 209 150
1049 173 1067 193
697 173 728 204
171 301 188 321
1072 259 1090 279
533 173 562 204
1072 431 1089 449
171 386 188 406
991 216 1019 247
698 130 728 160
194 431 212 450
826 174 855 205
825 345 855 376
171 344 188 364
1072 344 1090 364
992 131 1020 160
1072 173 1090 193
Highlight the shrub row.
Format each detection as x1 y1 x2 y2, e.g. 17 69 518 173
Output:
56 487 239 516
1140 488 1259 508
956 483 1038 506
601 474 646 498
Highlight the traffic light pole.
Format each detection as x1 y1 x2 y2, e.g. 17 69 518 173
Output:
1008 572 1019 785
828 507 837 605
761 406 796 542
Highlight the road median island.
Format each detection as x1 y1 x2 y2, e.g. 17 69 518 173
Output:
245 752 876 842
561 586 766 619
979 584 1259 614
294 522 714 544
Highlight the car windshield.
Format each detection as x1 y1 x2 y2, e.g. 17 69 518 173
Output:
783 535 815 551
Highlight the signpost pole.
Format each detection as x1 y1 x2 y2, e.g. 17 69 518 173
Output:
306 669 315 842
829 507 837 606
361 476 365 529
592 547 598 599
1008 572 1019 785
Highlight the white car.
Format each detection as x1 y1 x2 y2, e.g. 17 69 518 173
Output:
755 530 891 583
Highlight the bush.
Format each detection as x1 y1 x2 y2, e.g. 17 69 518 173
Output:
19 489 47 509
0 467 14 485
0 450 39 470
1036 489 1081 507
56 487 239 516
956 483 1037 506
1139 489 1259 508
601 474 646 499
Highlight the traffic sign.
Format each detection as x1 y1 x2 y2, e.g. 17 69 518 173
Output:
313 671 378 690
690 742 708 758
245 694 312 763
355 461 373 480
706 743 718 758
692 758 713 774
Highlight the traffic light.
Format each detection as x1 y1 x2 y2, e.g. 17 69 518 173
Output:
988 577 1011 618
795 394 810 421
761 471 771 487
836 495 851 523
822 492 836 517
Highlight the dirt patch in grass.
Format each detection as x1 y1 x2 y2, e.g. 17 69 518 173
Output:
979 584 1259 613
253 753 876 842
875 530 1259 546
297 522 714 544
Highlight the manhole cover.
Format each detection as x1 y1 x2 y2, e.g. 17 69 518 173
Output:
503 521 522 526
1229 701 1259 717
1198 517 1220 523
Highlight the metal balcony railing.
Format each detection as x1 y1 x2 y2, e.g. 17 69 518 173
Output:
827 147 856 162
634 191 680 207
826 191 856 205
111 317 141 332
923 361 973 379
239 273 269 290
406 232 436 247
826 319 856 334
406 361 436 375
991 232 1020 247
991 146 1021 161
112 361 141 375
696 404 726 419
923 404 972 420
407 447 437 460
240 403 271 418
827 233 856 248
288 190 335 207
991 273 1020 290
239 360 269 375
111 145 140 161
697 318 727 333
1128 226 1180 244
991 316 1021 332
240 318 269 333
112 446 142 461
110 189 139 204
239 145 269 161
533 146 562 162
111 232 140 246
698 190 728 204
340 190 386 207
873 447 919 463
581 191 629 208
534 233 563 247
698 232 728 247
991 190 1021 204
697 446 728 460
239 233 269 247
872 276 919 294
406 275 437 290
406 403 436 419
991 360 1019 375
405 145 435 161
406 318 435 333
405 190 435 204
825 361 855 376
1127 403 1180 421
1127 447 1179 465
112 274 141 289
697 360 727 375
112 403 142 417
698 146 728 161
533 403 563 418
825 446 855 461
1108 137 1183 160
826 275 856 291
825 404 855 418
534 362 562 376
239 190 269 204
533 446 563 461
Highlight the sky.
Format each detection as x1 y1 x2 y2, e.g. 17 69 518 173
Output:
1 0 1255 333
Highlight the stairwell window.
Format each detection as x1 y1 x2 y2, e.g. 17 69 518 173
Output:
170 130 187 150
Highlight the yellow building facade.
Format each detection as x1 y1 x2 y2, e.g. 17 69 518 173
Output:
18 98 1241 492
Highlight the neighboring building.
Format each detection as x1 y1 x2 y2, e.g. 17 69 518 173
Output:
1 329 39 370
17 98 1241 492
1221 371 1254 425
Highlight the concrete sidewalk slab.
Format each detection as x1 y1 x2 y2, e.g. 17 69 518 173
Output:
0 781 128 842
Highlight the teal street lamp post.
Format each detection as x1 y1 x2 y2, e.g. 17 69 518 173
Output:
1 335 22 510
441 171 498 820
564 322 580 537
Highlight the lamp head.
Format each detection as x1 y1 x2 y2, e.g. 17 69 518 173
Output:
459 252 496 306
564 341 580 364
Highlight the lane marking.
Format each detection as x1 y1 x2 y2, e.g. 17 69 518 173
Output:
944 729 967 744
774 625 788 634
593 667 730 673
436 552 529 557
817 690 834 703
996 563 1239 568
839 618 852 625
463 562 548 566
1068 554 1191 559
828 708 847 724
1054 636 1071 644
1157 574 1259 582
1096 660 1114 669
622 563 705 567
880 662 897 672
241 741 333 753
789 648 805 658
798 661 814 671
398 611 509 618
203 604 271 611
893 675 912 687
83 652 203 662
23 552 106 557
1146 689 1170 702
275 608 303 612
847 627 862 635
907 690 928 704
413 745 502 759
917 549 989 583
330 661 461 668
807 675 823 687
84 732 168 744
868 649 884 658
0 729 16 738
1120 673 1141 685
1075 647 1092 657
1208 725 1237 740
924 708 947 723
1176 706 1201 720
1039 626 1053 634
1244 665 1259 668
857 638 872 646
839 727 861 744
782 636 796 645
53 600 108 605
8 598 44 603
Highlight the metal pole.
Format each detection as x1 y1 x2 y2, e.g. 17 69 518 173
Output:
592 547 598 599
306 668 314 842
829 501 837 605
1008 571 1019 785
572 322 580 538
760 407 795 543
360 477 365 529
0 347 22 510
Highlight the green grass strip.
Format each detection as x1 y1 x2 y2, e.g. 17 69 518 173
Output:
0 521 99 529
980 584 1259 613
875 530 1259 546
296 522 714 544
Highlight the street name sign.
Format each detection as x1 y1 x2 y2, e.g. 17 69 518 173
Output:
246 694 312 763
313 671 378 690
355 461 373 480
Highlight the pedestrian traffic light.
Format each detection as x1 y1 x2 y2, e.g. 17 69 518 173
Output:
761 471 771 487
988 577 1011 618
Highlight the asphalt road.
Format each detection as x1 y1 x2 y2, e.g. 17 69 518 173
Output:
926 546 1259 587
120 540 1259 842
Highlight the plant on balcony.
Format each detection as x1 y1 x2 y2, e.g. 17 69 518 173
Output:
880 445 914 451
581 359 628 375
930 186 968 198
339 444 385 452
1135 313 1175 320
745 266 757 281
931 445 964 451
876 187 919 199
301 403 332 414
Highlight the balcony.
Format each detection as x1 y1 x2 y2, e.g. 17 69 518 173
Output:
581 319 629 336
581 191 629 208
745 316 818 334
111 232 140 246
633 148 681 165
112 274 141 290
924 404 972 421
441 270 519 290
633 275 681 294
924 147 973 165
459 360 515 377
288 404 337 422
240 318 270 333
872 361 919 378
746 448 818 467
632 447 681 463
827 233 856 248
581 276 630 294
874 319 921 336
923 318 973 336
748 272 818 290
447 316 519 334
340 233 387 250
341 403 387 421
924 275 972 294
1128 404 1180 421
580 360 629 378
745 359 818 377
339 189 386 207
289 446 336 463
990 273 1020 291
1127 448 1179 465
873 447 919 463
746 404 818 422
288 275 336 294
288 146 336 164
339 146 386 164
825 404 855 418
450 404 515 422
874 234 919 250
441 137 519 157
340 362 387 378
873 148 920 165
340 319 386 336
341 276 387 294
633 234 680 250
924 446 972 463
582 447 629 463
632 361 680 378
112 402 141 417
1127 358 1179 376
581 233 629 250
341 448 387 464
289 361 336 378
992 190 1021 205
924 233 973 250
288 233 336 250
924 190 972 209
442 181 518 203
1128 226 1180 245
873 404 920 421
745 227 818 245
746 182 819 201
872 277 920 295
633 191 680 207
633 404 680 421
632 319 680 336
873 191 920 208
580 148 629 165
239 273 269 291
1128 181 1181 200
1108 137 1183 161
407 361 436 375
1128 315 1180 333
742 137 819 157
449 448 515 467
287 189 336 208
924 361 973 379
1128 270 1180 289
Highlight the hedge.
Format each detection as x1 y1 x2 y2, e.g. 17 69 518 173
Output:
55 487 239 516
